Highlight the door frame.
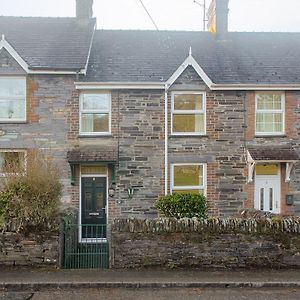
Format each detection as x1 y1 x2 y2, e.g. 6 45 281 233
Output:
254 164 281 213
79 166 108 243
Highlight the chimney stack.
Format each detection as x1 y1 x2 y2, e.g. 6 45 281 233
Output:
207 0 229 39
76 0 93 19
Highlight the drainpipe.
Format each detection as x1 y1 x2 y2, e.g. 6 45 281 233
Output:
164 85 169 195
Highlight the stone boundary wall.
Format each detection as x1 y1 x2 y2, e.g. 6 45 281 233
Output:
111 218 300 269
0 232 58 267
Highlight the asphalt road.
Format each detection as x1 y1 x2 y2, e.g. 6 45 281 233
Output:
1 288 300 300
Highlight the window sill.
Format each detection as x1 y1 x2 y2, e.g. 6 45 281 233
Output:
0 121 27 124
170 134 209 138
79 134 112 138
254 134 286 138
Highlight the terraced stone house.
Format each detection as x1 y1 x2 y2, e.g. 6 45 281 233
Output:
1 0 300 241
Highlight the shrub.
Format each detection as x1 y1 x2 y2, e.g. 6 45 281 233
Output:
0 151 62 234
155 193 207 219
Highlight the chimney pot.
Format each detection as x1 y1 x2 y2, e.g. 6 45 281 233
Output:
76 0 93 19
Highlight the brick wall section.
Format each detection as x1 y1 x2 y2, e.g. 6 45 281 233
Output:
111 218 300 269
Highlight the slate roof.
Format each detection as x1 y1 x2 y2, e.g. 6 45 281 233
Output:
248 147 299 161
0 16 95 70
67 147 118 163
82 30 300 84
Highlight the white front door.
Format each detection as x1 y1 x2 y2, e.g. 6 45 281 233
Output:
255 176 280 213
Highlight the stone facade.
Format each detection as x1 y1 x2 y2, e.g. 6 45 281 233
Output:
0 232 58 267
1 45 300 227
111 218 300 269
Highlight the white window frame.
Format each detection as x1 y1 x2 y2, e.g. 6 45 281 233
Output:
171 91 206 136
170 163 207 195
255 92 285 136
0 77 27 123
79 92 112 136
0 149 27 177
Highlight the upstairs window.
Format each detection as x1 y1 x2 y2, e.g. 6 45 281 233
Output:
171 164 206 195
80 93 111 135
171 92 206 135
0 77 26 122
255 92 284 135
0 150 26 175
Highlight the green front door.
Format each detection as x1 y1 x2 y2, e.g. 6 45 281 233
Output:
81 177 107 239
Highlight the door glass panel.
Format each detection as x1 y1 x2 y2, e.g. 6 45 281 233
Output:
95 191 104 211
260 188 264 210
269 188 273 211
256 164 278 176
84 192 92 211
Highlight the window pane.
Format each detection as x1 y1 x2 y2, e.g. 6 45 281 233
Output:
81 113 109 133
0 151 25 173
274 113 283 132
173 114 204 133
174 94 203 110
257 93 282 110
256 113 283 133
260 188 264 211
82 94 110 110
174 165 203 187
0 78 26 98
0 99 26 120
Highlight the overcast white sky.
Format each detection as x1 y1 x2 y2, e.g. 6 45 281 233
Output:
1 0 300 32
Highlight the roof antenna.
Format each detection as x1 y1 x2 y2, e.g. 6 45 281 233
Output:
194 0 207 31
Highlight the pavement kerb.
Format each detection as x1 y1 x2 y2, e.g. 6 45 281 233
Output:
1 281 300 291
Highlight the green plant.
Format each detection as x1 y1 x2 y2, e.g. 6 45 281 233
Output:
155 193 207 219
0 150 62 234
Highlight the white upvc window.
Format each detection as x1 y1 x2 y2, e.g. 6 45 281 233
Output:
171 163 206 195
0 150 26 176
0 77 26 122
171 91 206 135
79 92 111 135
255 92 285 135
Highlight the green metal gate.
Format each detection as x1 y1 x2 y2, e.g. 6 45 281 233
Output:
63 223 109 269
